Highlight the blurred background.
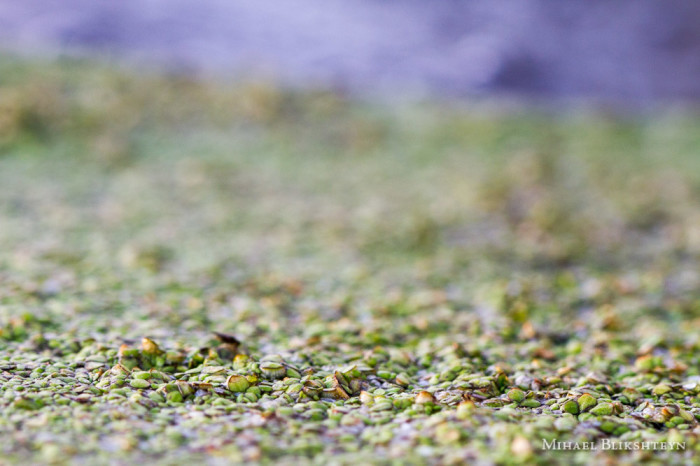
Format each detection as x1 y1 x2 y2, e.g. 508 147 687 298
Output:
1 0 700 103
1 0 700 338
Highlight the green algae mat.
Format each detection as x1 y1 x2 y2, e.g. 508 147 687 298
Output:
1 56 700 465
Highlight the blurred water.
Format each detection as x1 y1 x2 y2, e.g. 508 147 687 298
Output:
1 0 699 101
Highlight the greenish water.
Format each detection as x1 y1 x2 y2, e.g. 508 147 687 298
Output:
1 57 699 464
